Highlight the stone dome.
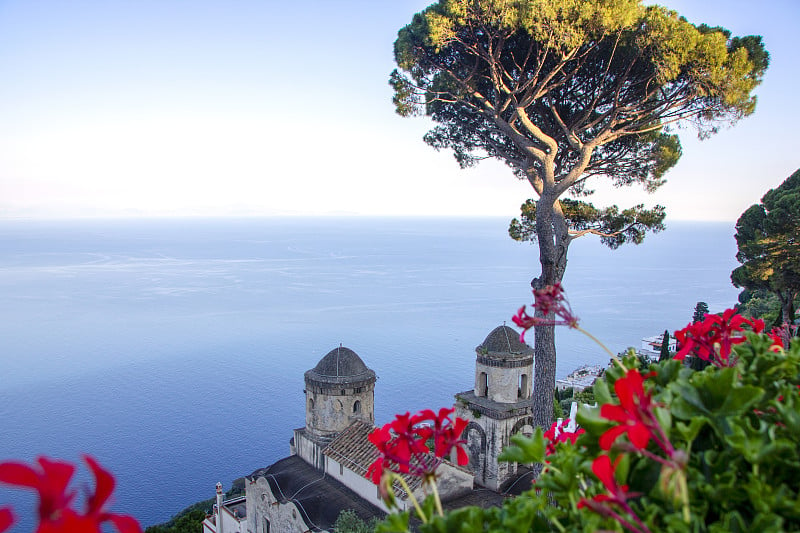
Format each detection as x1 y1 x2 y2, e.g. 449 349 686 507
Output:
304 346 376 388
476 325 533 357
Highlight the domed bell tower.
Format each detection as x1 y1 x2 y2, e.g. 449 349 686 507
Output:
454 325 534 490
293 345 376 470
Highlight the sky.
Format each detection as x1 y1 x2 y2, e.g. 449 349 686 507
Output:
0 0 797 221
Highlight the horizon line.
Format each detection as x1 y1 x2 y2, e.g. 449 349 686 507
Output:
0 213 738 224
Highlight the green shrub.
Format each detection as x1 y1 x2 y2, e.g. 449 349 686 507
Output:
378 333 800 532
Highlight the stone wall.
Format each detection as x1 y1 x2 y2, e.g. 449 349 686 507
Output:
305 385 375 438
325 456 395 513
246 477 313 533
474 357 532 404
293 428 326 471
455 400 532 491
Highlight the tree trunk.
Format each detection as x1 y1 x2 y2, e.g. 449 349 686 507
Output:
778 291 797 347
532 321 557 429
530 196 571 429
779 291 796 326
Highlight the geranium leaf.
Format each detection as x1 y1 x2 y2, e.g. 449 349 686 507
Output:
499 428 546 464
593 377 613 406
674 417 708 442
376 511 409 533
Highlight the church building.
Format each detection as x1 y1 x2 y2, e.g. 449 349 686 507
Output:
207 325 545 532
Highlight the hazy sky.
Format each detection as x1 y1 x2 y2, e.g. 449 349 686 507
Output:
0 0 797 220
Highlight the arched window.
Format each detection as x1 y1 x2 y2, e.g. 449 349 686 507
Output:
353 400 361 414
308 397 315 410
478 372 488 397
518 374 529 399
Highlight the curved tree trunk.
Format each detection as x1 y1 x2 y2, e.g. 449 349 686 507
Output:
531 196 571 429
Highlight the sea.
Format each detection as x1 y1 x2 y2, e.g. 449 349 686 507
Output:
0 217 739 530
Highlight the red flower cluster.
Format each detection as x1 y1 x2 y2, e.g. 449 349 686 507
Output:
543 419 585 456
674 308 765 367
578 455 633 509
513 283 579 342
767 323 797 352
600 369 659 451
367 408 468 484
0 455 141 533
578 455 649 533
768 329 784 350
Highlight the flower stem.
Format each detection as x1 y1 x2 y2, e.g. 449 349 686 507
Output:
630 447 675 469
620 502 653 533
394 475 427 524
428 478 444 517
576 326 624 368
599 505 649 533
550 516 566 533
678 472 690 524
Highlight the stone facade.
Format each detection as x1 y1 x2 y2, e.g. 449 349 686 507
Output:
455 325 535 491
246 474 312 533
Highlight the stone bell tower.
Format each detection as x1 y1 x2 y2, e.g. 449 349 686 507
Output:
454 325 534 490
292 345 376 470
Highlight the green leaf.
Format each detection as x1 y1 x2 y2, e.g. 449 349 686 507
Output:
653 404 672 441
593 377 613 406
376 511 410 533
499 427 546 464
672 368 764 435
674 416 708 442
575 403 613 438
420 506 490 533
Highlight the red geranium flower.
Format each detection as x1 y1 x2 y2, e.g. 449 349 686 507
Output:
413 408 469 465
0 455 141 533
512 306 540 343
82 455 141 533
513 283 579 342
578 455 650 533
767 324 796 352
578 455 633 508
674 308 764 367
600 369 656 451
0 456 77 527
367 408 469 485
543 419 585 456
0 507 14 533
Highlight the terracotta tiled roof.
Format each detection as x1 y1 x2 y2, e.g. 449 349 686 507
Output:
323 420 377 478
323 420 441 497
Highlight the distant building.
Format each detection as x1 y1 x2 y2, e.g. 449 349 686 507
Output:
555 365 604 392
202 482 246 533
640 333 677 361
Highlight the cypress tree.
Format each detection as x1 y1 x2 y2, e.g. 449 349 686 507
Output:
659 330 671 362
693 302 710 323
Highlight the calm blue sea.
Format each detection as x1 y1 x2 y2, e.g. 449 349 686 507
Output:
0 217 738 530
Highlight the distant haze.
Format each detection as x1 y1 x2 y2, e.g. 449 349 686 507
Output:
0 0 797 221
